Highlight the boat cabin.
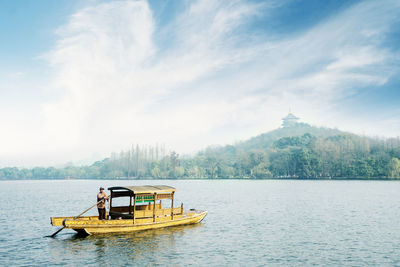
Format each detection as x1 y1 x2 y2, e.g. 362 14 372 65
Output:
108 185 183 223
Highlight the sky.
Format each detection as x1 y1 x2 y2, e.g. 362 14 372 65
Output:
0 0 399 167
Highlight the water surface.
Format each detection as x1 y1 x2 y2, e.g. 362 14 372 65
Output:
1 180 400 266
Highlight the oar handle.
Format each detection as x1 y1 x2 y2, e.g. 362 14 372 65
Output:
74 197 109 219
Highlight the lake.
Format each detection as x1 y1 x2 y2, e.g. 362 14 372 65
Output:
1 180 400 266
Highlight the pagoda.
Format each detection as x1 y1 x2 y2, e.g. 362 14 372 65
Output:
282 112 300 127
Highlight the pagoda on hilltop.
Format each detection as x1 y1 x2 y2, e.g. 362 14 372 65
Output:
282 112 300 127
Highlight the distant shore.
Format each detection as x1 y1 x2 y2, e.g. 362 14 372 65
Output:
1 177 399 181
1 123 400 180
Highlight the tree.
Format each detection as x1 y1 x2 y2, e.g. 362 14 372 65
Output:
252 162 272 178
388 158 400 178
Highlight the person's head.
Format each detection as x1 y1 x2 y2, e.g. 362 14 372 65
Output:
99 187 104 192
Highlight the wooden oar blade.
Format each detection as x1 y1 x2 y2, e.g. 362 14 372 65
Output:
48 226 65 238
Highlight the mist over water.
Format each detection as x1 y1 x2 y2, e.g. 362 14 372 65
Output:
1 180 400 266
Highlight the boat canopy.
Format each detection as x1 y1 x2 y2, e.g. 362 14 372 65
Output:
108 185 176 194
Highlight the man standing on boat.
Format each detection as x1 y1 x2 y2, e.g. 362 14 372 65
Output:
97 187 109 220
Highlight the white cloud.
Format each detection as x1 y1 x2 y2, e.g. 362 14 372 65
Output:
38 0 269 161
1 0 399 166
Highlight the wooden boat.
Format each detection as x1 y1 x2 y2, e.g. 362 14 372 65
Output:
50 185 207 235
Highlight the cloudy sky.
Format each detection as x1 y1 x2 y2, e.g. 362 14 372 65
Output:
1 0 399 167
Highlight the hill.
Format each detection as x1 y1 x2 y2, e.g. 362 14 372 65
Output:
204 122 344 158
189 117 400 179
237 123 343 150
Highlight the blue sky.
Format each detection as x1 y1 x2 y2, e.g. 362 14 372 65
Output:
0 0 399 166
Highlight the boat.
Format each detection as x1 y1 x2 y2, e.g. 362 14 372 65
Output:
50 185 207 235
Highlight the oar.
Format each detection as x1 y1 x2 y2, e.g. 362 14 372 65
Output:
48 198 106 238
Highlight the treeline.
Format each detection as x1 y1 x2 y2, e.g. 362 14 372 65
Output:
0 144 172 179
179 133 400 179
1 126 400 180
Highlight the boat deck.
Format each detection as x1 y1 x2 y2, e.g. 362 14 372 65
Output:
51 210 207 235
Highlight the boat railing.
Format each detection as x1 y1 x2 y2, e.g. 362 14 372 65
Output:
110 203 162 213
109 207 183 220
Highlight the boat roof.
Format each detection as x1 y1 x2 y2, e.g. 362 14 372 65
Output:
108 185 176 194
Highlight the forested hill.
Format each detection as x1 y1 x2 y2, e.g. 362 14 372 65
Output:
211 122 343 154
191 122 400 179
1 122 400 179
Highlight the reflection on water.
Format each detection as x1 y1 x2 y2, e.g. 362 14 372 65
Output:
49 223 203 265
94 238 106 262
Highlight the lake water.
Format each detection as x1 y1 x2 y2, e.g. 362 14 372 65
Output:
1 180 400 266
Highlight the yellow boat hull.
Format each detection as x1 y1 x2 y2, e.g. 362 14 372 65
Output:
52 210 207 235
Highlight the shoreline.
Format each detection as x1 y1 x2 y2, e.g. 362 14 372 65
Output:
1 177 399 181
